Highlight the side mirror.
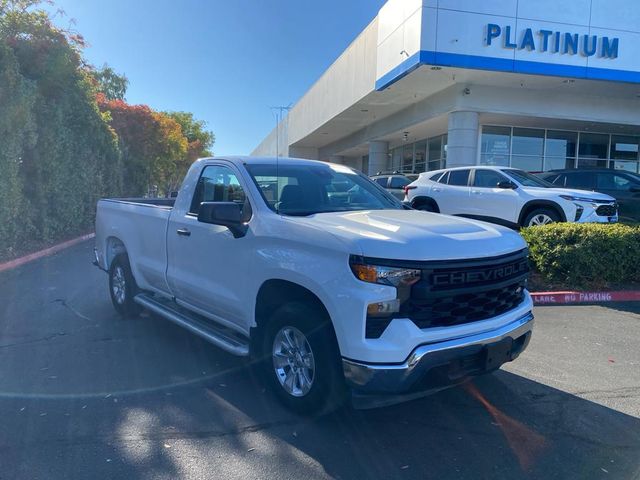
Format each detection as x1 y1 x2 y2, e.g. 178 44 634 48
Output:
497 180 518 190
197 202 248 238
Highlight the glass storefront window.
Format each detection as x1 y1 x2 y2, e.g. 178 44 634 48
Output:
383 128 637 176
512 128 544 156
545 157 575 170
579 133 609 160
429 136 442 162
577 158 608 169
546 131 577 158
481 126 510 166
402 145 414 172
610 136 639 161
414 141 426 173
512 155 543 172
612 161 640 173
481 127 511 154
428 160 441 171
391 148 402 172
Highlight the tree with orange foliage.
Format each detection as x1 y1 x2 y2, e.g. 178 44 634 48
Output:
97 94 188 196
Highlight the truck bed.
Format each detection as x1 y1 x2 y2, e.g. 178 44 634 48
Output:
96 197 174 293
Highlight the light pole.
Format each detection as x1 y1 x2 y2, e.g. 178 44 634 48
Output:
270 104 291 158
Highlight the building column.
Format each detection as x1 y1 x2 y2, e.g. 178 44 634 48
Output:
329 155 345 164
367 141 389 175
446 111 479 167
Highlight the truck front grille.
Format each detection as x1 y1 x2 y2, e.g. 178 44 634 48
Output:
404 281 526 329
364 249 529 338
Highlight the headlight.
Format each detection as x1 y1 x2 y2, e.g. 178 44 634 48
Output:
560 194 601 203
350 259 421 317
350 263 421 287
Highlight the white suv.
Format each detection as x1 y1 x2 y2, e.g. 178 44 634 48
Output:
405 166 618 228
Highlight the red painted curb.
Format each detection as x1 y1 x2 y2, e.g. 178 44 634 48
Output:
531 290 640 305
0 233 95 273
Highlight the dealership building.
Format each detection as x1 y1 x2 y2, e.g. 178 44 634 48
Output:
252 0 640 175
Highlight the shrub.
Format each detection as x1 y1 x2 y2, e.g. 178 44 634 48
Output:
520 223 640 289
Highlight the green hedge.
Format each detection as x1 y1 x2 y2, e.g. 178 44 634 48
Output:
520 223 640 289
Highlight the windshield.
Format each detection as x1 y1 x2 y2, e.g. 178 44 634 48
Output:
246 163 402 216
503 169 554 188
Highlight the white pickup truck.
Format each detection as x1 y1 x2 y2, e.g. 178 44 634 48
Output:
94 156 534 412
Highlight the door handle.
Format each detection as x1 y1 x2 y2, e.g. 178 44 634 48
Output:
433 188 442 192
176 228 191 237
472 190 482 195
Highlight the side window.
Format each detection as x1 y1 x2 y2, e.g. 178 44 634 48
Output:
597 173 632 191
436 172 449 184
565 172 594 190
473 169 508 188
552 174 567 187
389 177 409 189
447 169 471 186
190 165 247 215
541 174 559 185
374 177 388 187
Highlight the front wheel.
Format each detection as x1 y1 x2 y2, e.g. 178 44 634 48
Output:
262 302 345 414
108 253 142 317
523 208 560 227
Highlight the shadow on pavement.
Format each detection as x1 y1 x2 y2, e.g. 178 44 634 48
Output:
1 338 639 479
1 241 639 479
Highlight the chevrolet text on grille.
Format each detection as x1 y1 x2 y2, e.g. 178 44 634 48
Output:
432 261 529 287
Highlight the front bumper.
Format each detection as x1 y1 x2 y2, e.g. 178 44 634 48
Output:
342 311 534 394
574 201 618 224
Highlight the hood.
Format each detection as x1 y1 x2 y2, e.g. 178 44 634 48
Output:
521 186 615 202
292 210 527 261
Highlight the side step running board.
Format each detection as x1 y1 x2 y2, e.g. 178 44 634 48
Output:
134 294 250 356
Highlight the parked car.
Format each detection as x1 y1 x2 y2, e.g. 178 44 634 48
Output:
538 169 640 222
405 166 618 228
371 172 413 200
95 157 534 412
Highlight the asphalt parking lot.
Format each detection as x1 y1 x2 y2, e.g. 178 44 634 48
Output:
0 241 638 480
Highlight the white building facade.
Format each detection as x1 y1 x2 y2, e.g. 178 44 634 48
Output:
252 0 640 175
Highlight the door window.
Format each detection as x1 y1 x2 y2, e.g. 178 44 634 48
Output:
473 169 508 188
597 173 632 191
374 177 388 187
389 176 410 189
189 165 247 214
564 172 595 190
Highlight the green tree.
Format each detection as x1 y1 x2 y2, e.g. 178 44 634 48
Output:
98 97 188 196
164 111 214 191
92 63 128 101
0 0 122 256
165 111 215 158
0 40 36 256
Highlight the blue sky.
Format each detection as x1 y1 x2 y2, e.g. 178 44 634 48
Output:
48 0 386 155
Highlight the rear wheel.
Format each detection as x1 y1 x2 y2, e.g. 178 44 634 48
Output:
523 208 560 227
261 302 345 414
109 253 141 317
414 199 437 212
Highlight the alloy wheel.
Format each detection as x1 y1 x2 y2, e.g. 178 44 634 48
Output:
272 326 316 397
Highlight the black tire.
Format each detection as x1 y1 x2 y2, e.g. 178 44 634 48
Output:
414 200 437 212
261 302 345 414
108 253 142 317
